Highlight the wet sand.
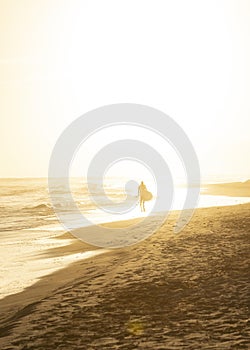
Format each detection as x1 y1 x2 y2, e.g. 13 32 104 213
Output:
0 204 249 349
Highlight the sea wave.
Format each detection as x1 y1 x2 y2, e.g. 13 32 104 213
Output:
26 203 52 211
1 177 250 233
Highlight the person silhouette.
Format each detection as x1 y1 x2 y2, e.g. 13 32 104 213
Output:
138 181 147 212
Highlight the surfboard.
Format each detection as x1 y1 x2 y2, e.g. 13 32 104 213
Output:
143 190 153 201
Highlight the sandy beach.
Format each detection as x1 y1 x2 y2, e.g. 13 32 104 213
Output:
2 0 250 348
0 203 249 349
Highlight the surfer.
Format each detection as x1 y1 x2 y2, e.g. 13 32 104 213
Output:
138 181 147 212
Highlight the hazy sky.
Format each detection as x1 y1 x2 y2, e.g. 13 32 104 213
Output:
1 0 250 180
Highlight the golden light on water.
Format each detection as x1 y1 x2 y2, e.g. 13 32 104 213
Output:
127 318 145 336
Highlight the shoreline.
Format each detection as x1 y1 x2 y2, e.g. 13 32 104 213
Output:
1 197 250 301
0 203 249 348
1 199 250 301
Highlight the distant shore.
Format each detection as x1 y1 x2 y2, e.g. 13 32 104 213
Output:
0 203 249 349
201 180 250 197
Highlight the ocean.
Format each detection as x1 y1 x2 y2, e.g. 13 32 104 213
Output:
1 177 250 232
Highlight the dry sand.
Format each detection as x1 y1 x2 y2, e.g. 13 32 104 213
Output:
0 203 249 349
